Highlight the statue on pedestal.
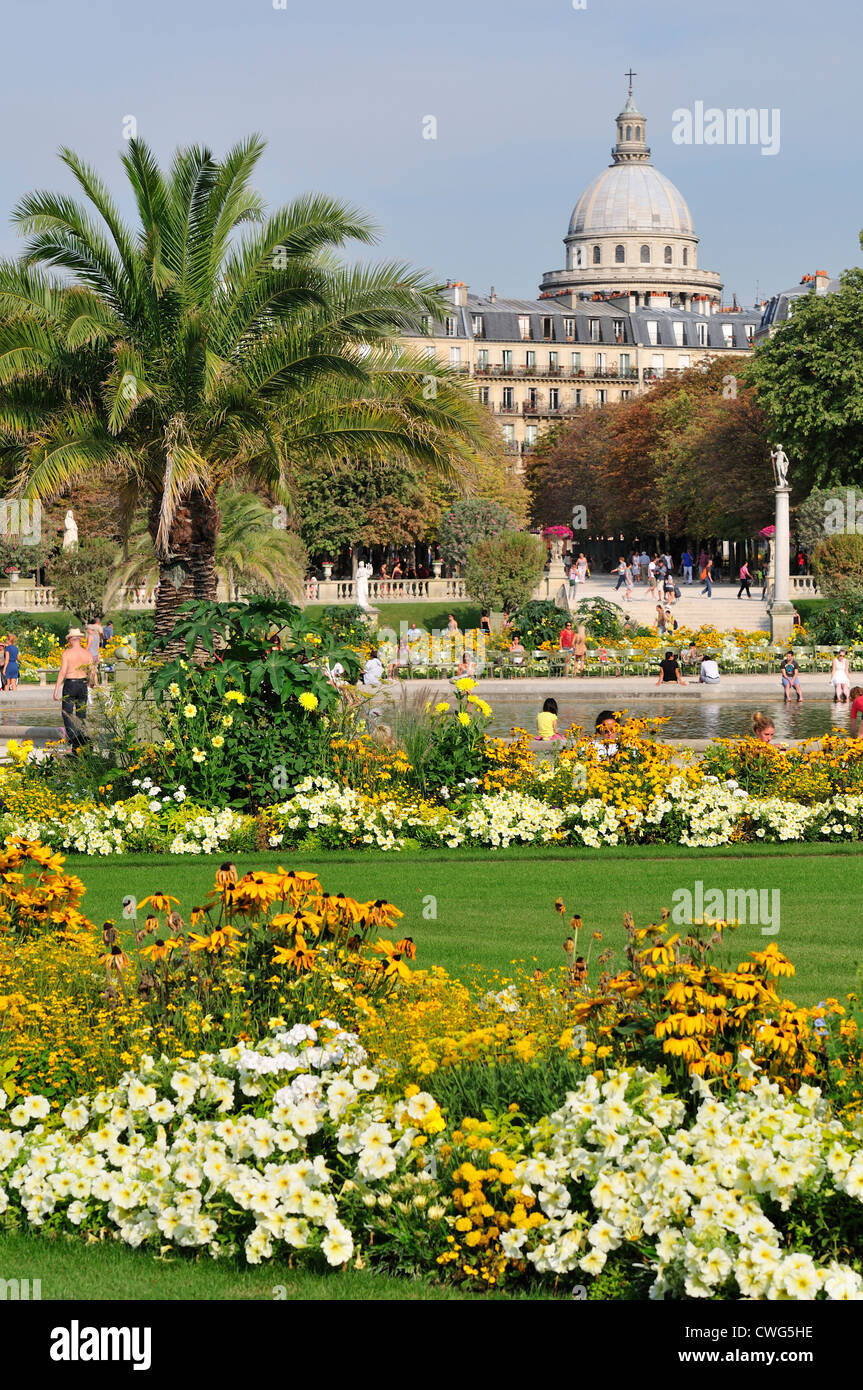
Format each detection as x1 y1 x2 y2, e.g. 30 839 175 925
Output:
356 560 372 611
770 445 790 489
63 509 79 550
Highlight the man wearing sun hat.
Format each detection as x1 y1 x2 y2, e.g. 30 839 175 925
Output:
53 627 96 748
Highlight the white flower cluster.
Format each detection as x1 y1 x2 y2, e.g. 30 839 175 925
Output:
0 1023 436 1267
508 1066 863 1300
454 791 565 848
168 808 248 855
270 777 450 851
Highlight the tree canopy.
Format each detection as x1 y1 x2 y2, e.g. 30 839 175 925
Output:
526 358 771 542
746 241 863 493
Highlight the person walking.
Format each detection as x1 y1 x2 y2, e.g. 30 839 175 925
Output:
737 560 752 599
681 547 694 585
623 560 634 601
613 557 627 592
2 634 20 693
831 650 851 703
700 557 713 598
53 627 95 749
645 556 658 601
780 650 802 703
573 552 589 596
631 550 641 583
655 602 667 634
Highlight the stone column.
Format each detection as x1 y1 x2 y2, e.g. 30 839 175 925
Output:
769 485 795 644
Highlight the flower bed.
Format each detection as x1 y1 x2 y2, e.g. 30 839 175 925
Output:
2 845 863 1297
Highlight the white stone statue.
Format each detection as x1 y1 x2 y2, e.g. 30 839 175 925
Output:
63 509 79 550
356 560 371 610
770 445 790 489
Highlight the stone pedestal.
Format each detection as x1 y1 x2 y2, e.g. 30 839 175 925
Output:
769 486 795 644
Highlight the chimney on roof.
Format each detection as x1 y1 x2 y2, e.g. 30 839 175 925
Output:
489 285 496 303
815 269 830 291
452 282 467 307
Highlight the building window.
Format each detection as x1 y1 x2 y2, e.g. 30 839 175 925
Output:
592 245 601 264
613 318 625 342
574 389 583 407
597 389 607 405
626 124 632 140
518 315 532 341
664 246 673 265
472 315 484 337
449 346 462 366
678 354 690 369
722 324 734 347
549 388 560 411
640 245 650 264
563 317 575 340
595 352 606 373
619 352 631 375
420 315 432 335
525 349 536 369
477 348 489 369
620 390 631 400
682 247 689 266
614 245 625 265
635 126 641 139
588 318 600 342
651 354 664 376
542 316 553 340
444 316 457 337
502 423 515 445
424 344 436 360
478 386 490 405
646 320 659 346
576 248 584 268
548 350 558 371
502 387 514 410
673 322 684 346
571 351 582 371
525 423 538 448
526 387 538 410
695 322 707 347
502 349 513 370
745 323 755 343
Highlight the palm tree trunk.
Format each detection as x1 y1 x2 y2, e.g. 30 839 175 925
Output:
150 487 221 642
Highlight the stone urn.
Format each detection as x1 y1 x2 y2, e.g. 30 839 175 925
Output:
432 561 443 579
7 569 20 584
322 563 333 581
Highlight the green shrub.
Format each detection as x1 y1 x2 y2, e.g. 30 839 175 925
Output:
464 531 546 612
509 599 566 649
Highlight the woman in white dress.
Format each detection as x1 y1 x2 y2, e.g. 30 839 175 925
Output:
831 650 851 703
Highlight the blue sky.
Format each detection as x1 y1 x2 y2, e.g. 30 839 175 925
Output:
2 0 858 306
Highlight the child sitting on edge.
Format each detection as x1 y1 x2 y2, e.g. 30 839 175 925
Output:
536 697 564 740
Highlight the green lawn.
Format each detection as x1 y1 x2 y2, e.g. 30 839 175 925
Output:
68 843 863 1005
0 1229 525 1301
304 600 482 633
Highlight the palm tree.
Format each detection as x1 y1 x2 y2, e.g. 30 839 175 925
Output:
106 487 307 605
0 138 490 636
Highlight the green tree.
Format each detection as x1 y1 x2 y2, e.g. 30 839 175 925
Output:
47 538 116 623
438 499 517 570
810 533 863 596
0 139 490 639
297 458 438 559
464 531 546 612
747 243 863 492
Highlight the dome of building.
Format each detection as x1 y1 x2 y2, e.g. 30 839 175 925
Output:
569 163 694 238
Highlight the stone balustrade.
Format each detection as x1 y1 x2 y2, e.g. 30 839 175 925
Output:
305 576 468 603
